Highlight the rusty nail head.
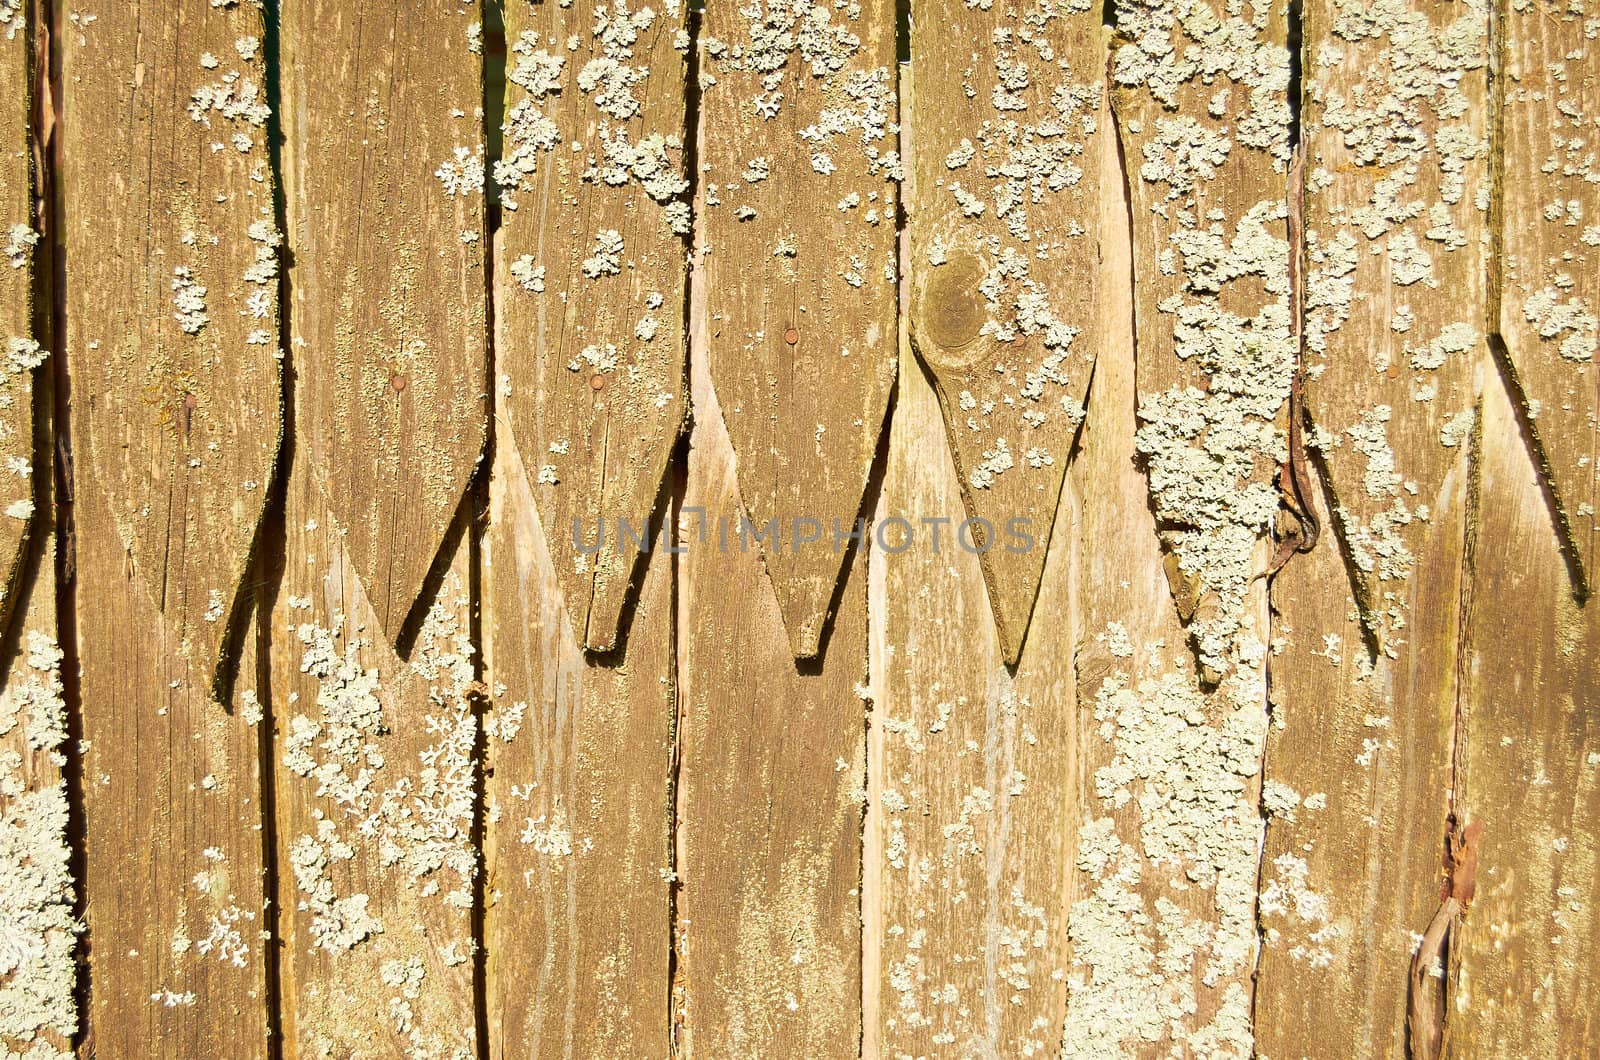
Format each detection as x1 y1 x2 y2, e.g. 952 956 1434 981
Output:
589 374 605 391
784 327 799 345
390 373 407 392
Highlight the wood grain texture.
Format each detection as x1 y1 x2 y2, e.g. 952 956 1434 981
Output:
495 0 690 653
1110 0 1293 685
1494 0 1598 587
267 465 480 1058
676 277 867 1056
903 0 1101 665
696 0 899 659
1256 454 1464 1060
0 3 37 628
61 1 275 1050
1448 380 1600 1058
1251 5 1490 1055
59 0 282 684
481 401 674 1059
0 383 74 1058
1300 0 1489 646
1060 108 1267 1054
864 288 1081 1056
280 0 487 647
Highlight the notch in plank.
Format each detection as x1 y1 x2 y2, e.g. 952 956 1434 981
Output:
495 0 690 653
698 0 899 660
904 0 1104 667
60 0 283 687
280 0 489 648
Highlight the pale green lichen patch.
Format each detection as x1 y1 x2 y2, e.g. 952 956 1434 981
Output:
0 632 78 1060
1072 0 1290 1050
279 574 478 1059
1065 651 1270 1057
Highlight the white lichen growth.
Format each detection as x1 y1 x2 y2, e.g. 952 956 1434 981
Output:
4 224 38 270
171 266 209 335
0 632 79 1057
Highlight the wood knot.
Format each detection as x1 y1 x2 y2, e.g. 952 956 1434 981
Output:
914 251 986 372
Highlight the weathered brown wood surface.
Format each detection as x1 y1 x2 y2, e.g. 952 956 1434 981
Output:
481 350 675 1058
674 277 869 1055
496 0 690 655
904 0 1101 665
1495 0 1598 585
0 1 1596 1057
0 0 36 623
280 0 487 647
60 0 278 1051
696 0 899 660
271 2 487 1052
866 283 1082 1055
1254 2 1489 1056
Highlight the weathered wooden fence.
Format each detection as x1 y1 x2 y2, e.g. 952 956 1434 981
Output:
0 0 1595 1056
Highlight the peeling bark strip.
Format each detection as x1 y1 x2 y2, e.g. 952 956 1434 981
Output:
904 0 1101 666
280 0 487 647
866 273 1081 1054
60 0 275 1051
1300 0 1489 647
480 393 674 1058
676 316 867 1055
1405 818 1481 1060
696 0 899 659
0 5 38 629
496 0 689 653
59 0 282 684
1494 0 1599 585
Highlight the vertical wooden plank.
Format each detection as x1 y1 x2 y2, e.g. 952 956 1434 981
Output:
1110 0 1293 684
862 65 1084 1058
272 2 486 1053
1452 2 1600 1048
1255 2 1488 1055
480 383 674 1056
696 0 899 659
1060 1 1291 1049
1062 100 1264 1053
60 0 282 681
280 0 487 647
0 0 36 623
496 0 690 653
0 237 73 1058
1299 0 1490 643
865 288 1082 1055
267 481 480 1057
903 0 1102 664
1449 380 1600 1057
676 277 868 1056
60 1 277 1050
1494 0 1598 583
